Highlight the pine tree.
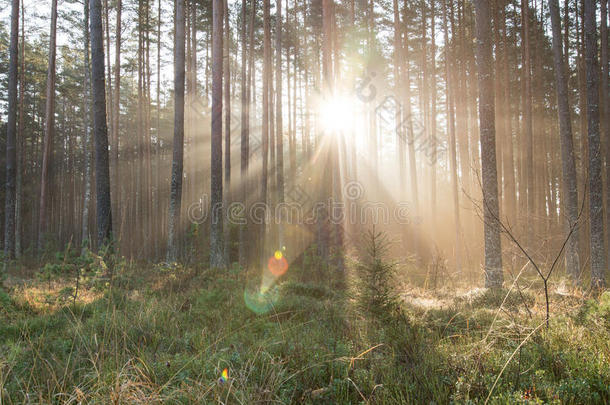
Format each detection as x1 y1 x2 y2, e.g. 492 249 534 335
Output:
584 0 606 288
167 0 186 262
90 0 113 248
210 0 225 268
549 0 581 279
474 0 503 287
38 0 58 251
4 0 19 259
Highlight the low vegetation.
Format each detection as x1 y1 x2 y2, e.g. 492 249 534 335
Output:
1 244 609 404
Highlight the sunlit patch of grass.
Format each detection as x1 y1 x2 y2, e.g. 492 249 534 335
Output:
10 278 102 312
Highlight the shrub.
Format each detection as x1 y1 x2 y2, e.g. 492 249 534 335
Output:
354 229 399 321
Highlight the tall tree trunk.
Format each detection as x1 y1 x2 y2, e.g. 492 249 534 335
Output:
276 0 285 249
155 0 161 257
550 0 581 280
82 0 93 253
584 0 606 288
4 0 19 259
443 0 461 272
144 0 152 257
521 0 534 235
90 0 113 248
248 0 256 123
210 0 225 268
38 0 58 251
113 0 121 244
601 0 610 267
498 0 516 225
167 0 186 261
15 0 24 258
402 0 419 219
430 1 437 224
224 0 232 264
261 0 271 265
393 0 405 198
473 0 503 288
104 0 113 143
239 0 249 269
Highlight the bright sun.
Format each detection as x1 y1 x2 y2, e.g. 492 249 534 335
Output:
318 95 355 134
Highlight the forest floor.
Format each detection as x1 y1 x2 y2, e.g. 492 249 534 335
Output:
1 257 609 404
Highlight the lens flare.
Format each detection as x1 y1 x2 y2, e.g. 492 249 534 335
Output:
268 254 289 276
219 368 228 383
244 285 278 315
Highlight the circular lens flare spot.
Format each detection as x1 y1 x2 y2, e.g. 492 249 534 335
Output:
268 255 289 277
244 286 278 315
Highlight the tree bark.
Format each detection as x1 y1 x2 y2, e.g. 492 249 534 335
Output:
276 0 285 249
601 0 610 268
15 0 24 258
584 0 606 288
549 0 581 280
224 0 232 264
239 0 250 269
38 0 58 251
430 0 437 223
82 0 93 253
443 0 461 272
113 0 121 243
90 0 113 248
260 0 271 264
4 0 19 259
474 0 503 288
210 0 225 268
167 0 186 261
402 0 419 216
521 0 534 233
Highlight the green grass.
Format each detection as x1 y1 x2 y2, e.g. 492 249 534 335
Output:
0 261 609 404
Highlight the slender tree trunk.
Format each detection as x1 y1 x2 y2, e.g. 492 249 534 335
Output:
224 0 232 264
498 0 516 224
455 0 471 217
550 0 581 280
38 0 58 251
4 0 19 259
276 0 285 250
248 0 256 123
167 0 185 261
113 0 121 244
474 0 503 288
260 0 271 265
104 0 113 142
393 0 404 198
15 0 24 258
210 0 225 268
82 0 93 253
239 0 249 269
521 0 534 234
155 0 161 257
601 0 610 267
584 0 606 288
402 0 419 217
90 0 113 248
430 1 437 224
443 0 461 272
144 0 152 257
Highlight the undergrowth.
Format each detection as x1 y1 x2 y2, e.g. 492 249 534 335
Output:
0 246 609 404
